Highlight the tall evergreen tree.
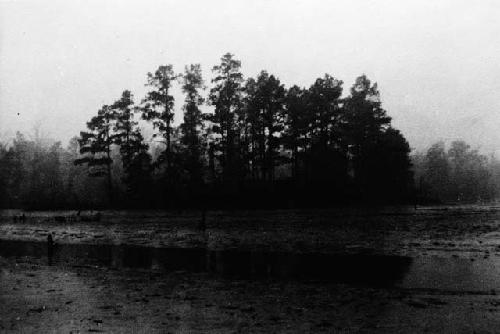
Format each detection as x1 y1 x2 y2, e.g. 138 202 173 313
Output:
361 127 412 201
447 141 491 201
64 137 87 207
422 141 450 200
241 77 260 180
141 65 177 177
343 75 391 162
343 75 392 193
46 141 64 207
180 64 205 187
306 74 346 186
111 90 151 198
74 105 115 203
11 132 29 206
244 71 286 182
308 74 344 149
208 53 245 186
283 85 310 180
0 142 23 208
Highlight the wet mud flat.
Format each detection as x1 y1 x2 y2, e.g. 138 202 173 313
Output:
2 241 500 332
3 206 500 332
2 205 500 257
0 240 412 285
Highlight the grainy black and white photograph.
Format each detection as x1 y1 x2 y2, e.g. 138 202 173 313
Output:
1 0 500 332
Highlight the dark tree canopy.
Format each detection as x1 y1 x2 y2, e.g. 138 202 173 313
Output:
141 65 177 174
413 140 495 203
0 53 430 210
180 64 206 189
244 71 286 182
111 90 152 198
208 53 245 188
75 105 115 203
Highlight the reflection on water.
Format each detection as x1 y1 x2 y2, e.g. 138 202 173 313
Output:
7 240 499 291
2 240 500 293
6 240 500 291
0 240 411 287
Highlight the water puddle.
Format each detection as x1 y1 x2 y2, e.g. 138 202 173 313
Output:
1 239 499 291
0 240 410 286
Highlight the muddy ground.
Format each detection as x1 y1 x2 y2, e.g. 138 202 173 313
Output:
2 205 500 333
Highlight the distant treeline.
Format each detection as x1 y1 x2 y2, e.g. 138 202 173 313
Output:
0 53 415 209
412 141 500 203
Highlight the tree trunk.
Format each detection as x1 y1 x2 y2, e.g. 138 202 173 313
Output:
106 137 113 206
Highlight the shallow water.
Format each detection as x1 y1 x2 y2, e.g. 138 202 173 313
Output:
1 239 499 292
0 240 410 285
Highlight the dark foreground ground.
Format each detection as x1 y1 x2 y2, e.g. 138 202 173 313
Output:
2 205 500 333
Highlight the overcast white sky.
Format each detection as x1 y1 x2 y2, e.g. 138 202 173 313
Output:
1 0 500 153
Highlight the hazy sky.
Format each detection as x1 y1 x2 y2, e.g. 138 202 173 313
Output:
1 0 500 153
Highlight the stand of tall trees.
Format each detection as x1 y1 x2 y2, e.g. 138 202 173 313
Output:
0 53 418 209
179 64 206 199
413 140 498 203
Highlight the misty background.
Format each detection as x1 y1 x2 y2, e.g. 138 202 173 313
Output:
1 0 500 154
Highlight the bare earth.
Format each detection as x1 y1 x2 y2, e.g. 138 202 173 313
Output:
2 205 500 333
